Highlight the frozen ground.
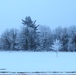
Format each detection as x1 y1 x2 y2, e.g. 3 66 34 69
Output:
0 51 76 72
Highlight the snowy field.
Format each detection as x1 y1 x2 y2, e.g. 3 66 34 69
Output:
0 51 76 73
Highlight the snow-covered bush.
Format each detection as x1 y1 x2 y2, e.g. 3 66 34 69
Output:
51 39 62 57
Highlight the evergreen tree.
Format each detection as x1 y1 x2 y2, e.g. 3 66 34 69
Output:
20 16 39 50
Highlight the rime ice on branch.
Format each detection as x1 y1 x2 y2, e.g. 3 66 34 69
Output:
51 39 62 57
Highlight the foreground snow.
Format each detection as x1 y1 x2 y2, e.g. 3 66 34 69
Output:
0 51 76 72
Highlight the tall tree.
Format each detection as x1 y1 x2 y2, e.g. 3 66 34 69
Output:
20 16 39 50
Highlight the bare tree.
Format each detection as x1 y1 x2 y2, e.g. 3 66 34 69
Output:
1 29 18 50
8 29 18 50
1 29 10 50
39 26 53 51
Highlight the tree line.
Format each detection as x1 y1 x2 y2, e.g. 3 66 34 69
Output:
0 16 76 52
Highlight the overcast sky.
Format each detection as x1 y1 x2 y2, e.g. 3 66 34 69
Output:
0 0 76 34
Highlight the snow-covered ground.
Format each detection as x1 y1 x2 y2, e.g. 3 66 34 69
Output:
0 51 76 72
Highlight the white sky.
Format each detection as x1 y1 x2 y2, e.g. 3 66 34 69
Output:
0 0 76 34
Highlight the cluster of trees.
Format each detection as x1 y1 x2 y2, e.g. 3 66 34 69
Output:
0 16 76 52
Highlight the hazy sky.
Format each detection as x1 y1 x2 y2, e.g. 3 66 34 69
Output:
0 0 76 34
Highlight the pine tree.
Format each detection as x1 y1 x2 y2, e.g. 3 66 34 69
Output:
20 16 39 50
